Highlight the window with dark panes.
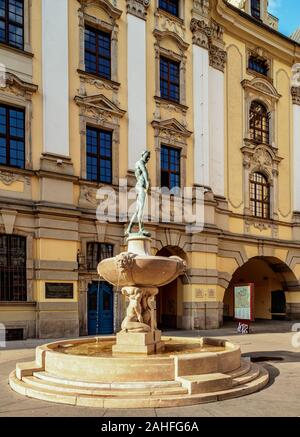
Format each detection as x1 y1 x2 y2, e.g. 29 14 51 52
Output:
0 0 24 49
250 172 270 219
161 145 181 190
0 234 26 301
159 0 179 17
87 243 113 271
248 56 269 76
160 56 180 103
251 0 261 19
249 101 270 144
86 127 112 184
85 26 111 80
0 104 25 169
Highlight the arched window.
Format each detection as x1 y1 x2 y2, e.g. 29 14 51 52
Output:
250 172 270 219
251 0 261 19
249 101 270 144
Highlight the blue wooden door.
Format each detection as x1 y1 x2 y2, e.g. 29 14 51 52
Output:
88 282 114 335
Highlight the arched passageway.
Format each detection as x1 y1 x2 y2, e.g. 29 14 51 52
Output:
156 246 186 330
223 256 298 322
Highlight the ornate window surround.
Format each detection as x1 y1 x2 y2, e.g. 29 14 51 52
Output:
74 93 125 186
77 0 122 85
242 143 283 221
242 76 281 148
154 29 189 114
246 47 273 80
0 72 38 170
151 118 192 188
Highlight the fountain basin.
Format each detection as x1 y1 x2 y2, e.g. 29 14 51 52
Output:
9 336 269 408
98 254 186 287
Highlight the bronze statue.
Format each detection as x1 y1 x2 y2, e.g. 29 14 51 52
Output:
125 151 151 237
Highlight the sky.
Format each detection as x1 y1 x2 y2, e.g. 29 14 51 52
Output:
268 0 300 36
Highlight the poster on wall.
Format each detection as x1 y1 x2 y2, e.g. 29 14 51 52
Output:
234 284 254 322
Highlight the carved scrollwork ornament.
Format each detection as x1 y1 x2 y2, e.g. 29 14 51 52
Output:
126 0 150 20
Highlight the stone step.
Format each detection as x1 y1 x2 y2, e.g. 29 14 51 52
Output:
216 368 269 401
232 364 260 387
23 376 188 397
9 366 269 409
33 371 181 390
177 373 233 395
226 360 251 378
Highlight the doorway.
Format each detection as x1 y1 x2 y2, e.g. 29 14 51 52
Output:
88 281 114 335
271 290 286 320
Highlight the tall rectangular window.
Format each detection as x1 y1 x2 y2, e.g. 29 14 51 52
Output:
0 0 24 50
160 57 180 103
159 0 179 17
86 126 112 184
87 242 113 271
0 104 25 169
0 234 27 302
161 145 181 190
251 0 261 19
85 26 111 80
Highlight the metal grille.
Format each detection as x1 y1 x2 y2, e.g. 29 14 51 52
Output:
0 234 27 301
87 242 113 271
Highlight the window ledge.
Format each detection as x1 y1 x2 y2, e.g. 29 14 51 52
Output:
0 165 34 177
78 178 115 188
156 8 184 26
246 68 273 83
0 42 33 58
0 301 36 306
154 96 188 113
77 70 120 90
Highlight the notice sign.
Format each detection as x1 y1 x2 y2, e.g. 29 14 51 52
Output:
234 284 254 322
45 283 74 299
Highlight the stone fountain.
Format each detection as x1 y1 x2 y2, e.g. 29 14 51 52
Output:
9 151 269 408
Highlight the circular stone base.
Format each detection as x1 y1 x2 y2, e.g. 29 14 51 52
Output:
9 336 269 409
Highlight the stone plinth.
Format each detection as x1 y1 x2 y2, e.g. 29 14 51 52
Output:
112 330 165 355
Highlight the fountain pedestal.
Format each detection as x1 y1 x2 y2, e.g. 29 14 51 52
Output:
113 330 164 355
98 235 187 355
112 285 165 355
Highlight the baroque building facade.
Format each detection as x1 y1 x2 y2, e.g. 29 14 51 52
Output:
0 0 300 339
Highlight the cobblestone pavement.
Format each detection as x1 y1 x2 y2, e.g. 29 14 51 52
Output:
0 321 299 417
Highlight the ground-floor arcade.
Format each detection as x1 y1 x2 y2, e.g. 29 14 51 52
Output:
1 211 300 339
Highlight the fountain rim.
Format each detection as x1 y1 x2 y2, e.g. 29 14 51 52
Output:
36 335 240 361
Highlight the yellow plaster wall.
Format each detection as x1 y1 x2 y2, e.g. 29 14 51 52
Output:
224 36 244 213
36 239 78 262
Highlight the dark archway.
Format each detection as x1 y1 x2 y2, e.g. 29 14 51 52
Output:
223 256 298 322
156 246 186 330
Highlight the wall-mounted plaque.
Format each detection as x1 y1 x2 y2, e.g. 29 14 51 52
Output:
45 283 74 299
